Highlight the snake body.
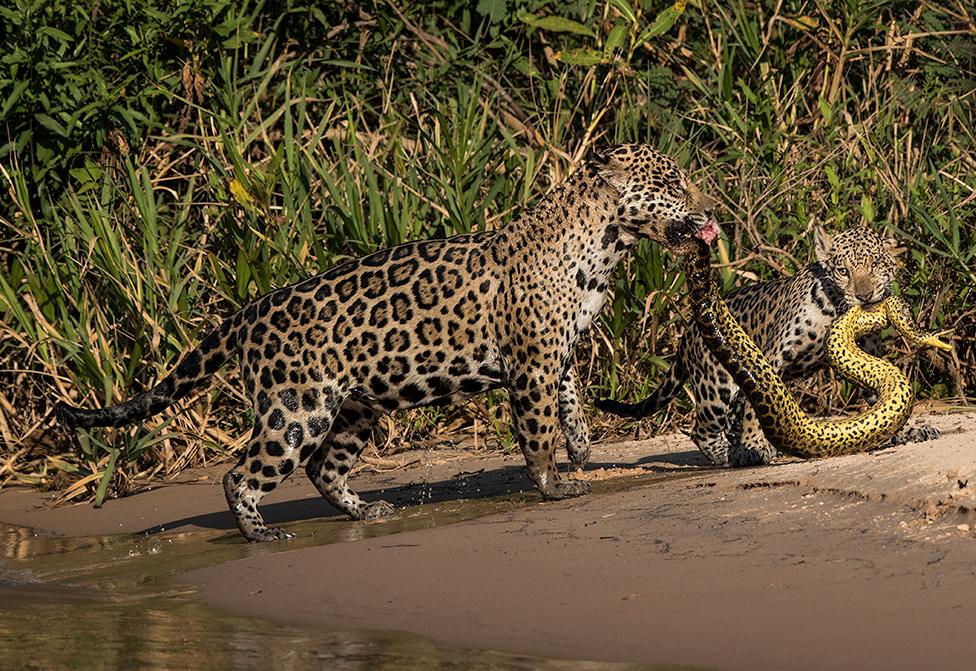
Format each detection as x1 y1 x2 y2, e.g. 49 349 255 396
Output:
685 242 951 457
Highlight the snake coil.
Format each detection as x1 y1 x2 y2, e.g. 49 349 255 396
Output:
685 242 952 457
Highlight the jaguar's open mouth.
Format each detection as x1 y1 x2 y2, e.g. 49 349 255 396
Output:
695 218 721 245
664 216 722 252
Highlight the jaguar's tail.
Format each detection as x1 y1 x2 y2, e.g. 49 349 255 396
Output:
56 313 241 430
595 360 687 419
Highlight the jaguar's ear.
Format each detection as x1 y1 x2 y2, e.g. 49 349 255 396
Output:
813 225 833 262
688 183 718 212
591 148 628 190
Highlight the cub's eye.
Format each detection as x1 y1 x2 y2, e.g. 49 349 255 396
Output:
836 266 850 278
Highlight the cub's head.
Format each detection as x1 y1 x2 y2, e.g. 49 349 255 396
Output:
814 225 904 308
595 144 720 254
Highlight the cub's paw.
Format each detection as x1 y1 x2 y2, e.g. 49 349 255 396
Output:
248 527 295 543
729 445 774 468
889 425 941 446
363 500 396 519
541 479 591 500
700 445 730 468
913 425 941 443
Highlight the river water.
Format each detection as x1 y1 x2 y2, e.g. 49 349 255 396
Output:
0 487 698 670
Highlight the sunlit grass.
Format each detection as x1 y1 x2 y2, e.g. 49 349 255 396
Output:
0 0 972 498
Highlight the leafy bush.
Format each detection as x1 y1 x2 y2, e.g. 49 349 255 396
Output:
1 0 973 498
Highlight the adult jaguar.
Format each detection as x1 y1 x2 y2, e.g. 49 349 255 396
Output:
57 144 720 542
597 225 939 467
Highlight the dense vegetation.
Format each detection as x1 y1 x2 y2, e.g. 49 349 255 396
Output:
1 0 973 501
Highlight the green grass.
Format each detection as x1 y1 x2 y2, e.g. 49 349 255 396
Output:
1 0 973 499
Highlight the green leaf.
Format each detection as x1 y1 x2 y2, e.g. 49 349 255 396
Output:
476 0 507 23
513 57 541 78
557 48 606 66
0 80 28 118
861 195 875 223
520 14 596 38
637 0 686 42
34 113 68 136
93 448 120 508
608 0 637 26
69 161 102 192
309 7 329 27
824 164 840 191
604 22 628 55
818 96 833 124
37 26 73 44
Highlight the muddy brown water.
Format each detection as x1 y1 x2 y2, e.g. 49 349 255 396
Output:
0 477 704 670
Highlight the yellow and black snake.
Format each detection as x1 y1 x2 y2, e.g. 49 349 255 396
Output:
684 242 952 457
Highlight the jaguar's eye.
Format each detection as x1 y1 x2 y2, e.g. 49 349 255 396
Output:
836 266 850 278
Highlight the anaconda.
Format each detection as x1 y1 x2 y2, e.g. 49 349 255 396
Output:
684 242 951 457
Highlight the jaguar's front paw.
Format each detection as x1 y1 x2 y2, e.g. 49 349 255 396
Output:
247 526 295 543
540 478 591 500
701 446 730 467
567 444 591 470
363 500 396 519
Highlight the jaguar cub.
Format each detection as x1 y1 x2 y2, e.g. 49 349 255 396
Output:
57 144 720 542
597 225 939 467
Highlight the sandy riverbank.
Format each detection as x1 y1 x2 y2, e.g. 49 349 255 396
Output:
3 410 975 670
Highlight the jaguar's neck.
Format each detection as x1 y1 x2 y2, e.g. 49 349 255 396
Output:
504 169 629 270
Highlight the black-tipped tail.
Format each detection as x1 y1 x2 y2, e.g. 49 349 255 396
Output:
55 380 181 429
56 314 240 430
56 400 84 430
594 362 686 419
594 396 652 418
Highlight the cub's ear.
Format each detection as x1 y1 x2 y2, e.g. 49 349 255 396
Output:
886 236 908 258
813 225 833 262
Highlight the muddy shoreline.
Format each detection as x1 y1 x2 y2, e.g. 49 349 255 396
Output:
3 410 975 670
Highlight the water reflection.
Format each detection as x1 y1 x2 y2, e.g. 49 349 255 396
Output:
1 522 121 561
0 584 691 671
0 477 706 671
0 495 526 590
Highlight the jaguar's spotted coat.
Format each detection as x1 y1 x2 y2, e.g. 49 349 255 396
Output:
57 144 719 542
597 225 939 467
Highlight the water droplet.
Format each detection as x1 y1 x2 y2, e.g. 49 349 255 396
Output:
419 445 435 506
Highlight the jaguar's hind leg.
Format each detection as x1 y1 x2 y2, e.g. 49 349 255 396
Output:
223 386 342 542
305 399 393 520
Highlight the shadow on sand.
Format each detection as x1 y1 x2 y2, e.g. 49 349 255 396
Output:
138 448 709 535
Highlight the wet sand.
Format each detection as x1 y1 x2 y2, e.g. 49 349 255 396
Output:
3 410 975 670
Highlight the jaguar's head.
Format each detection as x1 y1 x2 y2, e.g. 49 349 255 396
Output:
595 144 720 254
815 225 904 308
